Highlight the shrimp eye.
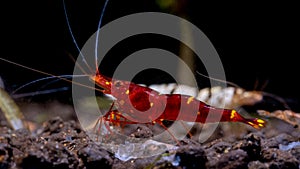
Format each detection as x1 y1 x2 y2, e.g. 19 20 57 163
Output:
114 80 122 87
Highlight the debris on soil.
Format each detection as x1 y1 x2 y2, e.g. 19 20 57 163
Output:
0 114 300 169
0 88 26 130
258 110 300 128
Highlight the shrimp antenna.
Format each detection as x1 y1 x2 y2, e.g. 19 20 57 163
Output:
11 74 88 95
62 0 94 74
253 79 290 109
260 91 291 110
0 58 102 93
12 87 69 99
196 71 241 88
95 0 110 74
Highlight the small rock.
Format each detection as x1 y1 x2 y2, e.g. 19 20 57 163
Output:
130 125 153 138
261 148 299 169
234 133 261 160
175 144 207 169
216 149 248 169
210 141 232 154
0 143 11 169
289 146 300 162
77 143 113 169
262 133 296 148
248 160 268 169
153 161 177 169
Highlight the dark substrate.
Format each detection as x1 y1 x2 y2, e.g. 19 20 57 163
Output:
0 116 299 169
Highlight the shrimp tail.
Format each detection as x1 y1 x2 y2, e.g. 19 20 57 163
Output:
223 109 266 129
244 118 266 129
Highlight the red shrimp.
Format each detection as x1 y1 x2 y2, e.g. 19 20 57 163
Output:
91 73 266 130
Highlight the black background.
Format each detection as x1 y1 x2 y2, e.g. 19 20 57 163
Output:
0 1 299 111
